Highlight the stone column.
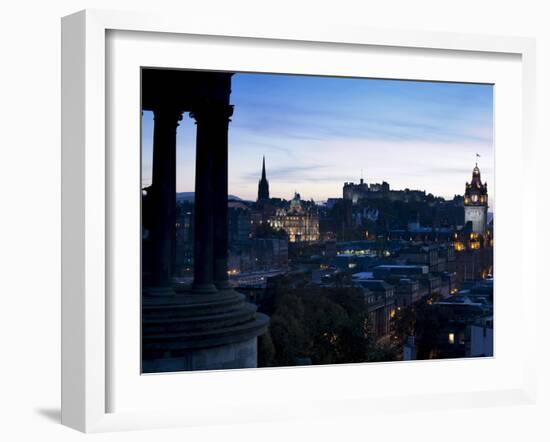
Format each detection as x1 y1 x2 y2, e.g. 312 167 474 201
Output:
211 105 234 289
190 104 232 293
148 107 182 295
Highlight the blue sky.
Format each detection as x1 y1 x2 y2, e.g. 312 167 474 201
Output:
142 73 493 207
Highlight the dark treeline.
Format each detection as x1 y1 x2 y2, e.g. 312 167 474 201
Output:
258 282 397 367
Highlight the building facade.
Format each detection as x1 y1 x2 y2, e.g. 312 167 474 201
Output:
464 162 488 235
269 193 320 242
452 162 493 284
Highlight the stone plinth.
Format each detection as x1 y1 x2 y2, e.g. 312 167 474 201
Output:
142 287 268 373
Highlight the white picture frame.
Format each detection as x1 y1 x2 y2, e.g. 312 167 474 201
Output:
61 9 537 433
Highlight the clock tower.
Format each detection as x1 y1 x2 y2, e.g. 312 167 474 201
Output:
464 162 488 235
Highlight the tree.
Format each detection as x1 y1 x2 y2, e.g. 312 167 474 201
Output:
392 297 453 359
257 329 275 367
260 285 399 367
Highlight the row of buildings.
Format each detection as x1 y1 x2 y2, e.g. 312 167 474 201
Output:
161 157 491 277
245 160 494 360
141 151 494 362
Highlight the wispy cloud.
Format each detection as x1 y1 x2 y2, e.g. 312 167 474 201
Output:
241 164 328 181
142 73 494 204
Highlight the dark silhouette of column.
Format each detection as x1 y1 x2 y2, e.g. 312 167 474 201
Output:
211 104 234 289
190 105 230 293
149 107 182 294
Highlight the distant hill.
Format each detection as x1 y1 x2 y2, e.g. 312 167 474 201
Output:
176 192 244 202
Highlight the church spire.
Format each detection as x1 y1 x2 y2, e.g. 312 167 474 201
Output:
257 156 270 202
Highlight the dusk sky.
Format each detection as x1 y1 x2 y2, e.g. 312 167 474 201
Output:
142 73 494 208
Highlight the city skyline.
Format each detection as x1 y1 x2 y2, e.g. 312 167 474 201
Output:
142 73 494 207
141 68 494 373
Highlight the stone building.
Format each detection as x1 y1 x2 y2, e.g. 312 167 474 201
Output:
251 159 319 243
228 202 252 244
343 177 390 204
464 162 489 235
343 176 425 205
269 193 320 243
452 162 493 284
228 237 288 274
358 279 396 339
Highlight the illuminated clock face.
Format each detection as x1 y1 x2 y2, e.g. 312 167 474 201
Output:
467 208 483 220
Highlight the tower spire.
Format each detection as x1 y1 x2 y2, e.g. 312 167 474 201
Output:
257 155 270 202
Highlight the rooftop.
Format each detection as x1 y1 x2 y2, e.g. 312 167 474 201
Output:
351 272 374 280
356 279 394 291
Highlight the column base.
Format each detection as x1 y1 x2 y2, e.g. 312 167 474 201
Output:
142 287 269 372
142 337 258 372
214 280 232 290
191 283 218 294
143 286 176 297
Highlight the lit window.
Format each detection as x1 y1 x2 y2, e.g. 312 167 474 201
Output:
448 333 455 344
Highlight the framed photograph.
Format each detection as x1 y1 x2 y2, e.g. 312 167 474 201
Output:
61 9 537 432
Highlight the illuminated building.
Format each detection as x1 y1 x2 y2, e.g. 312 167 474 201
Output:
464 162 488 235
252 158 319 243
269 192 320 243
451 162 493 283
453 161 492 254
